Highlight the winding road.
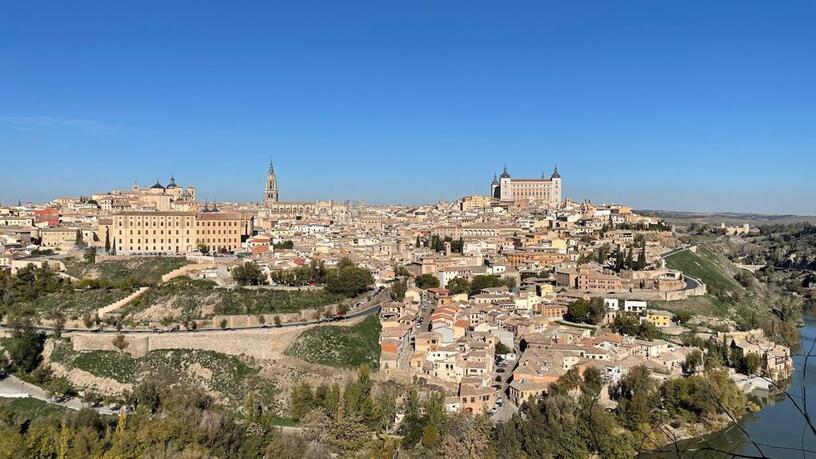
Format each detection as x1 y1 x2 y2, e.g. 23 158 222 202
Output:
0 374 117 415
0 287 388 335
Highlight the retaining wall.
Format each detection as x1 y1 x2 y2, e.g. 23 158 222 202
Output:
69 315 365 360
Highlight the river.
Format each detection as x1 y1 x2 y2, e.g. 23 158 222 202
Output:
662 313 816 458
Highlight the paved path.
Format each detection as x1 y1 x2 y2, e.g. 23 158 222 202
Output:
0 375 116 415
660 245 706 292
661 244 692 258
491 344 520 423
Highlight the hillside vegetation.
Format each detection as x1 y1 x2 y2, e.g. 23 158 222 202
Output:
49 341 278 410
285 315 381 368
64 256 187 287
118 276 344 321
665 244 744 298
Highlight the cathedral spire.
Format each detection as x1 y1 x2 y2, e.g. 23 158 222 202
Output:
264 159 279 206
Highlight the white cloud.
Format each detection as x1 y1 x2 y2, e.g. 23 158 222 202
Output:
0 116 119 133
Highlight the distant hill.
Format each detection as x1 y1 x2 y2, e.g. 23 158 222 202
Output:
638 210 816 226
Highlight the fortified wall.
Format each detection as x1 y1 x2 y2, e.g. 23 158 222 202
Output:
69 315 365 361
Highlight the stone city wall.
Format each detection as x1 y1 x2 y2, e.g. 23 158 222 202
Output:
70 315 366 360
211 303 341 328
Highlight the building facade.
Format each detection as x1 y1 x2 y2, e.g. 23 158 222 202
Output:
108 211 246 255
490 165 562 207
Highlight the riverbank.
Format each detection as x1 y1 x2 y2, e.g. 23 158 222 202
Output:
646 312 816 457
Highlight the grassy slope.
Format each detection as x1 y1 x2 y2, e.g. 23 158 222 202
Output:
49 341 277 408
120 277 344 319
659 243 763 318
285 315 381 369
665 244 743 297
25 289 130 316
64 257 187 286
0 398 66 423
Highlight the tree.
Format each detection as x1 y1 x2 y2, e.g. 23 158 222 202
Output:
219 319 228 329
625 247 634 270
740 352 763 375
598 243 612 261
5 317 46 373
565 299 589 323
273 240 295 250
257 314 266 326
415 235 421 248
112 334 129 353
325 260 373 297
495 342 512 355
391 279 407 301
0 354 11 378
615 248 625 271
110 239 116 255
446 277 471 295
232 262 265 286
611 312 660 340
75 230 85 248
290 382 315 421
274 316 282 327
84 247 97 264
415 274 440 289
45 377 75 399
469 275 505 294
565 298 605 325
609 365 659 430
682 349 703 374
52 313 65 339
636 245 646 270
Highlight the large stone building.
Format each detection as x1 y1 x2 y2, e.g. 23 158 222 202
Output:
92 176 197 212
490 165 562 207
108 210 248 255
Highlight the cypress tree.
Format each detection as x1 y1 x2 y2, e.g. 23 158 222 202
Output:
637 245 646 270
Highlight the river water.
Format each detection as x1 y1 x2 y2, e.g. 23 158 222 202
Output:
667 313 816 458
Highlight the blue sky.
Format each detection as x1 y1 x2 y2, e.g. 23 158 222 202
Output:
1 1 814 213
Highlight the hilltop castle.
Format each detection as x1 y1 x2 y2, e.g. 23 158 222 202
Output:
490 165 562 207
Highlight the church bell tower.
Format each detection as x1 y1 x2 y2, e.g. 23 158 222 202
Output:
264 160 279 207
